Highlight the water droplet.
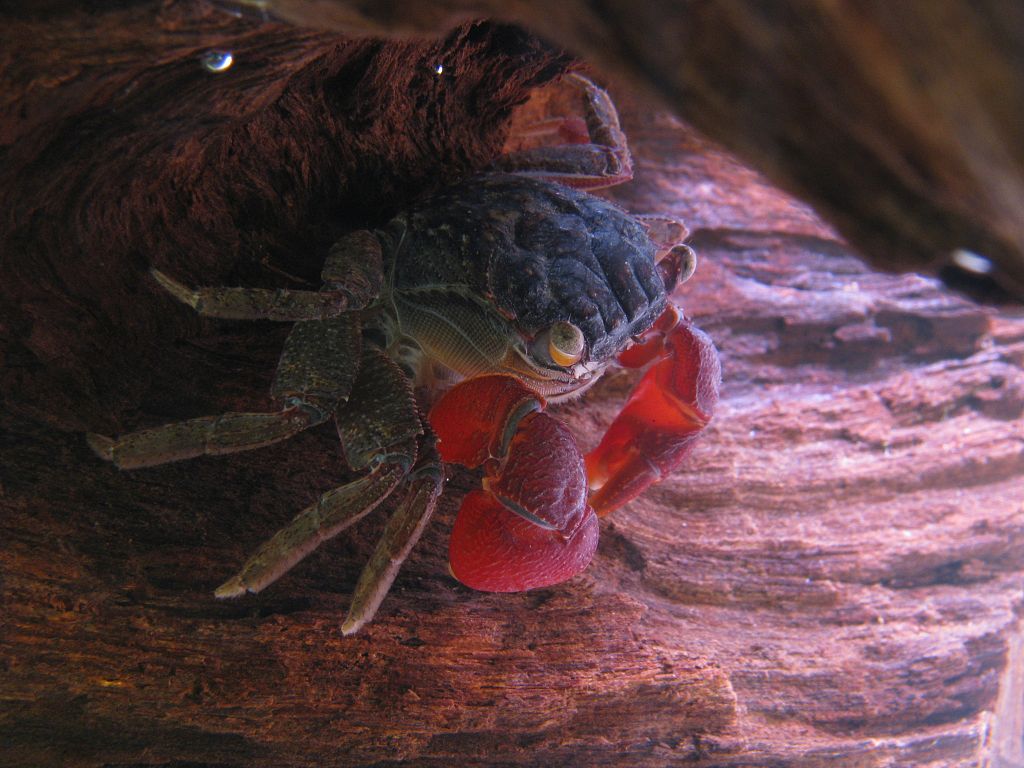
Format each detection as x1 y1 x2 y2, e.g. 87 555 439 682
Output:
201 50 234 73
951 248 993 275
210 0 272 20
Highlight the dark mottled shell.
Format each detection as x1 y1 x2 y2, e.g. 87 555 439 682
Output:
385 173 667 362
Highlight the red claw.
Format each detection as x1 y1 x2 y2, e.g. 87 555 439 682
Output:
586 307 721 517
427 374 542 468
449 490 599 592
429 375 599 592
428 308 718 591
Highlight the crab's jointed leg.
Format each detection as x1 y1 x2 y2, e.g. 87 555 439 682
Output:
215 347 428 632
585 305 721 517
92 240 440 632
152 230 382 321
342 438 442 635
496 73 633 191
214 455 409 599
429 375 599 592
86 409 319 469
88 316 362 468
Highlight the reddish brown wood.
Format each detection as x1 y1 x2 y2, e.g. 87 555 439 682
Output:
2 3 1023 767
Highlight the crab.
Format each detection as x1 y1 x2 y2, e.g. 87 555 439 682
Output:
88 74 721 634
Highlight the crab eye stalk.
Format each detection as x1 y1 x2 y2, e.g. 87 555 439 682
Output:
548 321 585 366
657 244 697 292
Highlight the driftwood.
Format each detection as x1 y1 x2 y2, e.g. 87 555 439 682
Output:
2 2 1023 766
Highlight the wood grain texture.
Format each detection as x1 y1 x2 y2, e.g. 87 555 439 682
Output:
2 2 1023 766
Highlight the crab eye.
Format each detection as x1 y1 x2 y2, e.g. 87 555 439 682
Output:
658 244 697 292
547 321 585 367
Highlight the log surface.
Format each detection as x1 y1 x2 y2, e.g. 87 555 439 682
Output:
2 3 1023 767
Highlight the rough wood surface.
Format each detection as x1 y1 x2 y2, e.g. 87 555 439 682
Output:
2 3 1023 767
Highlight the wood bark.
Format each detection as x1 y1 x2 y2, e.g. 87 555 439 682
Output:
2 3 1023 767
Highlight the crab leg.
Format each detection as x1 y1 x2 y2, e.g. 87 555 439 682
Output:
218 348 425 632
89 316 362 468
497 73 633 190
215 456 409 598
429 376 599 592
87 408 322 469
151 229 382 321
342 441 443 635
585 305 721 516
151 270 356 321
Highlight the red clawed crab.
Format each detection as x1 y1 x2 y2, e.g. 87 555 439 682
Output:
88 75 720 634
